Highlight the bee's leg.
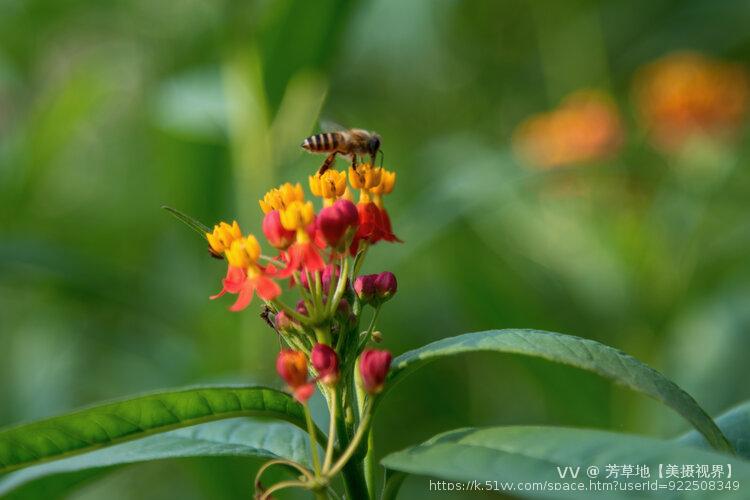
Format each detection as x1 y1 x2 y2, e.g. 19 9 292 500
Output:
350 154 358 169
318 152 337 174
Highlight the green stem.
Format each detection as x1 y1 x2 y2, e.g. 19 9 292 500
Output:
352 243 369 278
328 403 371 477
304 404 322 477
334 386 369 499
322 388 338 472
259 479 307 500
313 270 325 316
358 304 382 350
364 427 376 499
328 256 350 316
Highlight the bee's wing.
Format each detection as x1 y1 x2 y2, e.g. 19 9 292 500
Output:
319 119 347 133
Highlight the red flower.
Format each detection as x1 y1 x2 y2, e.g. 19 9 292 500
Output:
379 208 401 243
278 241 326 278
359 349 392 394
211 265 281 312
350 202 401 254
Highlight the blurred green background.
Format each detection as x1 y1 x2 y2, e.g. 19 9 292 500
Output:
2 0 750 498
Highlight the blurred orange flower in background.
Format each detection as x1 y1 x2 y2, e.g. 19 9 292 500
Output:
634 52 749 152
513 90 624 169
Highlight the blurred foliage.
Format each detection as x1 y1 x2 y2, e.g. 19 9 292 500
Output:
2 0 750 498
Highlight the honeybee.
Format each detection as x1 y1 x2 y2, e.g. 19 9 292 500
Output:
301 128 381 174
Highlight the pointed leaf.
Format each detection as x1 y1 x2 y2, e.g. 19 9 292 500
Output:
382 426 749 499
678 400 750 459
0 385 315 474
0 418 311 499
162 205 212 237
381 330 732 453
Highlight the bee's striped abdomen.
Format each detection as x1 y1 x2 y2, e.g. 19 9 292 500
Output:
302 133 340 152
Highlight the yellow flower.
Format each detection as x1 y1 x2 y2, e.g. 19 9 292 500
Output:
259 183 305 214
309 169 347 204
206 221 243 255
280 200 315 232
369 169 396 196
349 163 382 191
225 235 262 269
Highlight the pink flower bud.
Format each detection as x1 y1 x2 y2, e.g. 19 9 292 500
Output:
295 299 308 316
311 344 339 385
374 271 397 301
321 264 341 293
333 199 359 226
275 310 294 331
276 350 313 403
263 210 296 250
354 274 377 303
318 199 359 248
359 349 392 394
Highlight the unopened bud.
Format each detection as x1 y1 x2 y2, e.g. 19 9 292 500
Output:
274 311 294 331
295 299 309 316
276 349 314 402
354 274 377 303
358 349 392 394
374 272 397 302
318 199 359 249
311 344 339 385
262 210 295 250
371 331 383 343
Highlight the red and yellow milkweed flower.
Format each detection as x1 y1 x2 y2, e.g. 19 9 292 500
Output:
206 225 282 311
349 163 401 253
259 183 325 278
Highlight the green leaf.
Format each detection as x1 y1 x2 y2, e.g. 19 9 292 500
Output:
382 330 732 453
0 385 313 474
381 426 750 499
161 205 212 238
0 418 311 499
678 401 750 459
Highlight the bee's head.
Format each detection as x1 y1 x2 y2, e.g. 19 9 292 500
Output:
368 134 381 157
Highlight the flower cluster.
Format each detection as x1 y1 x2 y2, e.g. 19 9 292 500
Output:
634 52 749 152
513 89 624 169
204 162 400 405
